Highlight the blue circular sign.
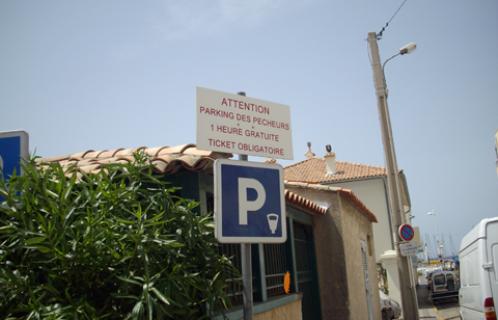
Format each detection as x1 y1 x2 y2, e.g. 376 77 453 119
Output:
398 224 415 241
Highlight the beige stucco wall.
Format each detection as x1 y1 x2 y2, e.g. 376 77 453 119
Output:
313 191 351 319
286 185 381 320
253 298 302 320
338 194 381 320
283 186 348 318
330 177 413 310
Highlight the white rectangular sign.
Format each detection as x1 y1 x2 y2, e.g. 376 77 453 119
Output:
196 87 293 160
399 242 419 257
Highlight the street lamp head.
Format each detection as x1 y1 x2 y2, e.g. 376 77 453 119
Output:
382 42 417 71
399 42 417 55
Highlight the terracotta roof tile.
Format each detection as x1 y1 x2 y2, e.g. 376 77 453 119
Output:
180 147 213 157
39 154 70 163
284 157 386 184
82 151 101 159
160 144 197 154
38 144 329 217
74 159 99 167
285 182 377 223
145 146 170 157
38 144 232 175
70 150 95 160
284 190 327 216
93 150 108 158
98 156 134 164
78 163 102 174
153 154 176 164
94 150 117 159
114 148 139 157
150 159 170 173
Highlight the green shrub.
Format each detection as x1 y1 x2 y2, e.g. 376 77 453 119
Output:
0 154 234 319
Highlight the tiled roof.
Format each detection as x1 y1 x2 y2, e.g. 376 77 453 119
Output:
38 144 327 216
285 190 327 215
38 144 231 175
285 182 377 223
284 157 386 184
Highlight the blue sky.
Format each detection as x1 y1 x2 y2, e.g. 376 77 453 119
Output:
1 0 497 256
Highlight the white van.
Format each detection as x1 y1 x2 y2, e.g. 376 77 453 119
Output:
459 217 498 320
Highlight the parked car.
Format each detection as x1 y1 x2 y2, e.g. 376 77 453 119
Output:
379 290 401 320
428 270 459 303
459 217 498 320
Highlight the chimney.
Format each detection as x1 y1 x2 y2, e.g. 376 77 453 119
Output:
305 142 315 159
324 145 336 175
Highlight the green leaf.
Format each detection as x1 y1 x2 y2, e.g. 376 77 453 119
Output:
131 301 144 319
150 287 171 306
25 237 46 245
117 276 142 286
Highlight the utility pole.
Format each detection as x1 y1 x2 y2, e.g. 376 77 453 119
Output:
367 32 420 320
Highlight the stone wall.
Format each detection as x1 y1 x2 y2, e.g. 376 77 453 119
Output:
312 192 351 319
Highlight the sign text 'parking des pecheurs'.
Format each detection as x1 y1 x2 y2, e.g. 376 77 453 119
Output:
214 159 287 243
196 87 293 160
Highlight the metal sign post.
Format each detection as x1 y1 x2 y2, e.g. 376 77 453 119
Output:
239 154 253 320
238 91 252 320
232 90 252 320
241 241 252 320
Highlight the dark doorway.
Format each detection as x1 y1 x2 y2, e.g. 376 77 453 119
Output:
293 222 321 320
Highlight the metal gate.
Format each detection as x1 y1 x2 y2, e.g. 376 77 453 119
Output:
293 222 321 320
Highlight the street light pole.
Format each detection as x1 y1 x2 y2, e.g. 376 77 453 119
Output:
367 32 420 320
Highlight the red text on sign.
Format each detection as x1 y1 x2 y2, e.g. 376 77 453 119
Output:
208 139 236 149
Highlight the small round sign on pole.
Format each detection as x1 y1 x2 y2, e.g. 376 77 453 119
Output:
398 223 415 242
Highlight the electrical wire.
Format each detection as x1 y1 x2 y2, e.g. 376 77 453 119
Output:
377 0 410 40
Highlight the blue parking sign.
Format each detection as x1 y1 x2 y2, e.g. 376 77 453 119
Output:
0 131 29 180
214 159 286 243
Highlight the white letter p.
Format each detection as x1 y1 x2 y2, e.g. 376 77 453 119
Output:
238 177 266 225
